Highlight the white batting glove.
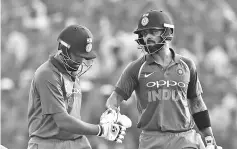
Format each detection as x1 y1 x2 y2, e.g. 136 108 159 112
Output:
97 123 126 143
100 108 132 128
205 136 223 149
205 145 223 149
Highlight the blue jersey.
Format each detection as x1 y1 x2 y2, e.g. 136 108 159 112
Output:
28 55 83 140
115 48 203 132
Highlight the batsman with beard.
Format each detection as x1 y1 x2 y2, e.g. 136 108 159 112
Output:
104 10 222 149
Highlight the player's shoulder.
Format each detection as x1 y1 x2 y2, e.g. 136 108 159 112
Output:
34 59 60 82
178 54 197 70
125 55 146 72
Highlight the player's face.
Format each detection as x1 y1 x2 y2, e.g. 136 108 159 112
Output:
67 52 84 68
68 52 93 74
141 29 163 45
70 53 83 63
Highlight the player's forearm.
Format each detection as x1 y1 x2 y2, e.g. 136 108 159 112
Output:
106 98 120 110
55 113 99 135
189 95 207 114
189 96 215 140
199 127 214 137
199 127 217 145
106 91 124 111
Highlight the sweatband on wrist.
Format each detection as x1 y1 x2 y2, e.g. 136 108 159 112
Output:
192 110 211 130
97 125 103 136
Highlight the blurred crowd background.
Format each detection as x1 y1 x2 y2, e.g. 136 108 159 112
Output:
1 0 237 149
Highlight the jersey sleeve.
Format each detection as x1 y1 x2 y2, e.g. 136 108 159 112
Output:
115 57 144 100
184 58 203 99
34 70 67 115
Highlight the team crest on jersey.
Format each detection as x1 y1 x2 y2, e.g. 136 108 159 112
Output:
67 96 74 113
176 68 184 76
64 81 73 97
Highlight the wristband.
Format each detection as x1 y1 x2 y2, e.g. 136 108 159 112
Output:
97 125 103 136
192 110 211 130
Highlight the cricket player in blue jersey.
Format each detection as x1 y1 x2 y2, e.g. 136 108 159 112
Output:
101 10 223 149
27 24 128 149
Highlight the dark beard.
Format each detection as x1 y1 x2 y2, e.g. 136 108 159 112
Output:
146 44 165 53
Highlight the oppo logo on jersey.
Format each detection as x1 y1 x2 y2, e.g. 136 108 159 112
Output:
146 80 186 88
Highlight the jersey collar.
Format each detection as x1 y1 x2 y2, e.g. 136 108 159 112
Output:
49 53 68 74
146 48 182 65
50 53 78 81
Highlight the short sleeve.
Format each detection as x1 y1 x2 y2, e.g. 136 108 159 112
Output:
185 58 203 99
35 70 67 115
115 58 143 100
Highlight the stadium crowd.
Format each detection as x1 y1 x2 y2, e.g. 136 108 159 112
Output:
1 0 237 149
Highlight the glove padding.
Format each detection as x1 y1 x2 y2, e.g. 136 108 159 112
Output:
100 108 132 128
97 123 126 143
205 145 222 149
205 136 222 149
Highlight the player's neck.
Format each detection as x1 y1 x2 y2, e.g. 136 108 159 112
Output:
151 46 172 67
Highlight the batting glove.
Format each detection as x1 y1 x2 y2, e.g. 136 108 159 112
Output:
97 123 126 143
205 136 223 149
100 108 132 128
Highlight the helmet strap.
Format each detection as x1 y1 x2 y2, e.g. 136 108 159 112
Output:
146 43 165 54
58 49 93 78
59 48 80 71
